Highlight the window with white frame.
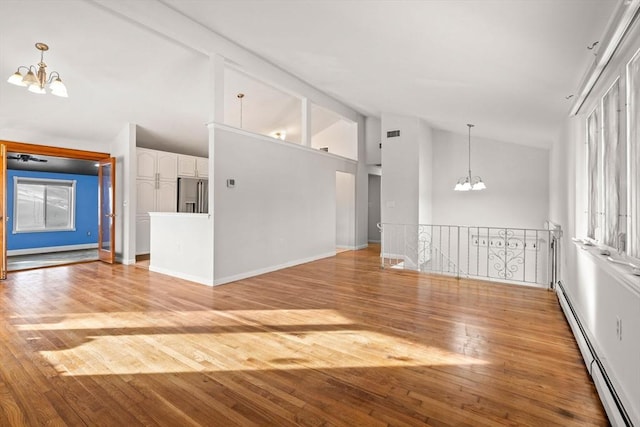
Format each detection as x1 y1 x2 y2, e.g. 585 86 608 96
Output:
601 79 625 248
586 107 601 240
627 48 640 258
586 78 626 249
13 177 76 233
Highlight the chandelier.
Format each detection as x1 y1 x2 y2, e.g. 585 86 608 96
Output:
7 42 68 97
454 124 486 191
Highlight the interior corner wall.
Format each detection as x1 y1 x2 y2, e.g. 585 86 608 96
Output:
418 120 434 225
213 127 357 285
432 129 549 229
111 123 137 265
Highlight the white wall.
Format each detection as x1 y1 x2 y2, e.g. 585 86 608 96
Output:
149 213 213 285
110 123 137 265
380 114 435 225
213 126 357 285
380 114 421 225
432 129 549 229
418 121 434 225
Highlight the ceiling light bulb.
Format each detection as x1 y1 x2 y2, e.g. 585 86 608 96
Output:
454 183 464 191
28 84 46 94
22 70 39 86
461 181 472 191
472 180 486 190
50 78 68 98
7 71 27 86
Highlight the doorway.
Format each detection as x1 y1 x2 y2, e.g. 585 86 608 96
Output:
368 174 381 243
0 141 113 276
335 171 355 251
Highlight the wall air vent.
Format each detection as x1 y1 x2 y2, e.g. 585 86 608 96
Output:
387 130 400 138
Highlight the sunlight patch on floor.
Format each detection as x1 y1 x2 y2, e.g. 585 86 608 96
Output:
38 328 487 376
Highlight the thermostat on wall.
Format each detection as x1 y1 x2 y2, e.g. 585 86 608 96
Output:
227 179 235 188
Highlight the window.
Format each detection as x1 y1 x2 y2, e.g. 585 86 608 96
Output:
601 79 625 248
586 78 626 249
13 177 76 233
586 107 600 240
627 49 640 258
224 67 302 144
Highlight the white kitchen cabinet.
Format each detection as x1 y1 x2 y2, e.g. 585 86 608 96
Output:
156 181 177 212
136 180 156 214
196 157 209 178
136 180 176 214
136 148 178 255
137 148 177 181
178 155 197 177
178 154 209 178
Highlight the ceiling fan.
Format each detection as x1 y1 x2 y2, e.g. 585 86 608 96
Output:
7 154 48 163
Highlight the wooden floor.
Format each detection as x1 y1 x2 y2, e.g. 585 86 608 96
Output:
0 245 607 426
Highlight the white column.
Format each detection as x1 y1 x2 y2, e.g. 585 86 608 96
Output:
207 53 225 282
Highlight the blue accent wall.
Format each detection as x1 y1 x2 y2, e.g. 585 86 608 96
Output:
7 170 98 251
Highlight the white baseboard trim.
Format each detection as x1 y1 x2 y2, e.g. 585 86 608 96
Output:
149 265 214 287
214 251 335 286
355 243 369 250
7 243 98 256
368 239 381 243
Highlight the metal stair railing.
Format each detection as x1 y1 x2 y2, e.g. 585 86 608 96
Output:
378 222 562 289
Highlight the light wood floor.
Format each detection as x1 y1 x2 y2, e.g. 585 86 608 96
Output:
0 245 607 426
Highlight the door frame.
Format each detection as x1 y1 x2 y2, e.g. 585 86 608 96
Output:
0 140 112 276
98 158 116 264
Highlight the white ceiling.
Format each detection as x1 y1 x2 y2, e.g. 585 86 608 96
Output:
0 0 619 156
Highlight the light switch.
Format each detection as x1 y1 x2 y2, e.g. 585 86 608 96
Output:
227 179 235 188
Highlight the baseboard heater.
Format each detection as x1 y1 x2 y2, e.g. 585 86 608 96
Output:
556 280 634 426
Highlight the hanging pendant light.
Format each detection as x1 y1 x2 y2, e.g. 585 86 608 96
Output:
454 124 486 191
6 42 68 97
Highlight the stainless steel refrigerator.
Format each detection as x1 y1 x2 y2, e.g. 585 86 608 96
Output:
177 177 208 213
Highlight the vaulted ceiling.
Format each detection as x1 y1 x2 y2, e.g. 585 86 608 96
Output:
0 0 618 157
